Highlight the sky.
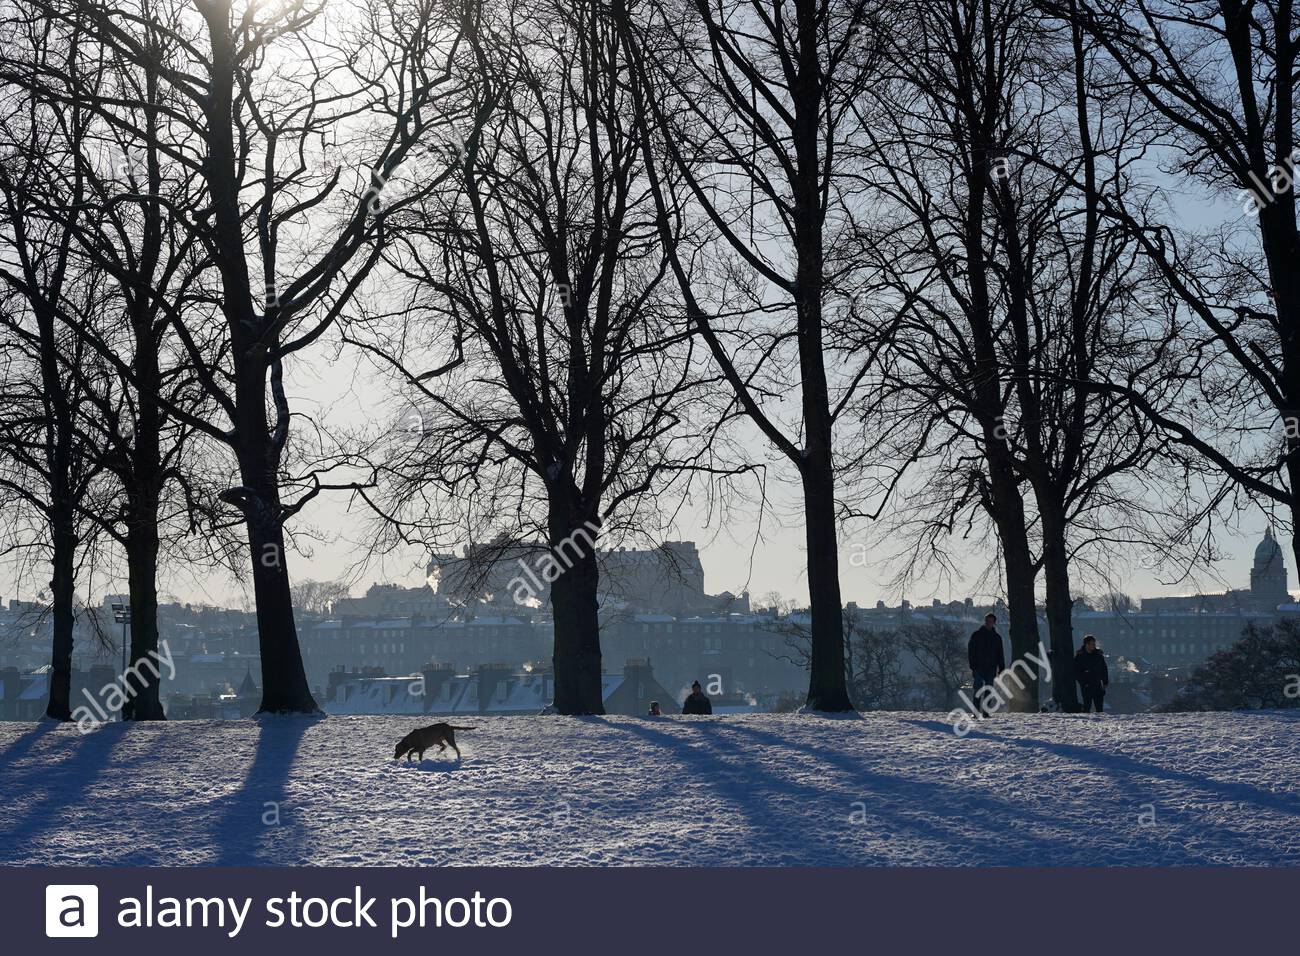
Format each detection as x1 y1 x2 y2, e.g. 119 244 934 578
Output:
10 337 1273 613
0 142 1282 612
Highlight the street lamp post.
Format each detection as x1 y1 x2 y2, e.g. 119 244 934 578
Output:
111 602 131 721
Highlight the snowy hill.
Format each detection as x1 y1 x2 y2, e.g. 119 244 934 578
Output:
1 711 1297 866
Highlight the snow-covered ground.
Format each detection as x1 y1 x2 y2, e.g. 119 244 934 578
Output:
1 711 1297 866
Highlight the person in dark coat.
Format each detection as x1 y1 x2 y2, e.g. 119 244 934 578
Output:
682 680 713 715
968 613 1006 717
1075 635 1109 713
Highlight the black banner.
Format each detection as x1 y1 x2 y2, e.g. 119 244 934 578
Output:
10 867 1297 953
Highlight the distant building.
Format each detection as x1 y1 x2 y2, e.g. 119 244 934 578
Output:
324 659 676 717
1076 529 1296 667
334 583 442 618
298 609 807 702
428 539 748 616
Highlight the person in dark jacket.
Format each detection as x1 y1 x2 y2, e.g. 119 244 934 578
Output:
682 681 713 715
968 613 1007 717
1075 635 1109 713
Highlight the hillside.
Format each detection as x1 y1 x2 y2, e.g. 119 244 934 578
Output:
1 711 1297 866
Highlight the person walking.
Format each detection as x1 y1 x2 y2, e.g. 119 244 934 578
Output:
1075 635 1109 713
968 613 1006 717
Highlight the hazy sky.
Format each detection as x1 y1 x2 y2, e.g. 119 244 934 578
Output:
10 342 1269 614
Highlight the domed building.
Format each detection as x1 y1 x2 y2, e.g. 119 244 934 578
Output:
1073 528 1297 672
1249 527 1290 602
1139 527 1293 614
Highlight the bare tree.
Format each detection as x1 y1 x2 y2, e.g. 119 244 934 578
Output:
0 78 105 717
619 0 892 710
848 0 1053 709
901 619 967 711
0 3 235 717
1046 0 1300 574
1 0 471 712
357 0 728 713
290 579 351 616
852 0 1194 709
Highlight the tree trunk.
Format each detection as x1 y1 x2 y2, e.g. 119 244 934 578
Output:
123 517 165 720
984 439 1041 712
1038 494 1079 711
45 505 76 721
234 374 317 714
548 516 604 715
123 315 167 719
200 1 316 715
802 461 854 711
785 0 852 713
240 471 318 714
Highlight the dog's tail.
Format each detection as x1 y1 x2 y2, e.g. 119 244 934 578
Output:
446 725 476 731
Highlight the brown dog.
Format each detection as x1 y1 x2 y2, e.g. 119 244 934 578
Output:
393 723 476 762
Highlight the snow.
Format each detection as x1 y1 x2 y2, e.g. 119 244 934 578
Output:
1 711 1297 866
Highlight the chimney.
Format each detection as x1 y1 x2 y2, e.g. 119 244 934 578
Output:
0 667 19 720
419 663 457 710
472 662 512 712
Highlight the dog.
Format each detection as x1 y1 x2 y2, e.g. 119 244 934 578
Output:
393 722 476 762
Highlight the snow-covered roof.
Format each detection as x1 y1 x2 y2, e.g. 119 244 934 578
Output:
327 676 445 715
324 672 625 716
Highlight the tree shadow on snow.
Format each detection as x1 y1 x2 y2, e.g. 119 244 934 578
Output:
207 716 319 866
715 720 1116 863
610 718 1097 865
902 718 1300 821
0 719 60 776
0 722 147 861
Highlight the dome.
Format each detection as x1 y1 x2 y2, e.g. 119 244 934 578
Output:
1255 527 1283 567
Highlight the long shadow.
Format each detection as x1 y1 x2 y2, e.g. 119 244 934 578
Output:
903 717 1300 819
714 720 1113 860
0 722 140 861
609 719 812 857
610 718 1096 865
207 716 319 866
0 719 59 775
